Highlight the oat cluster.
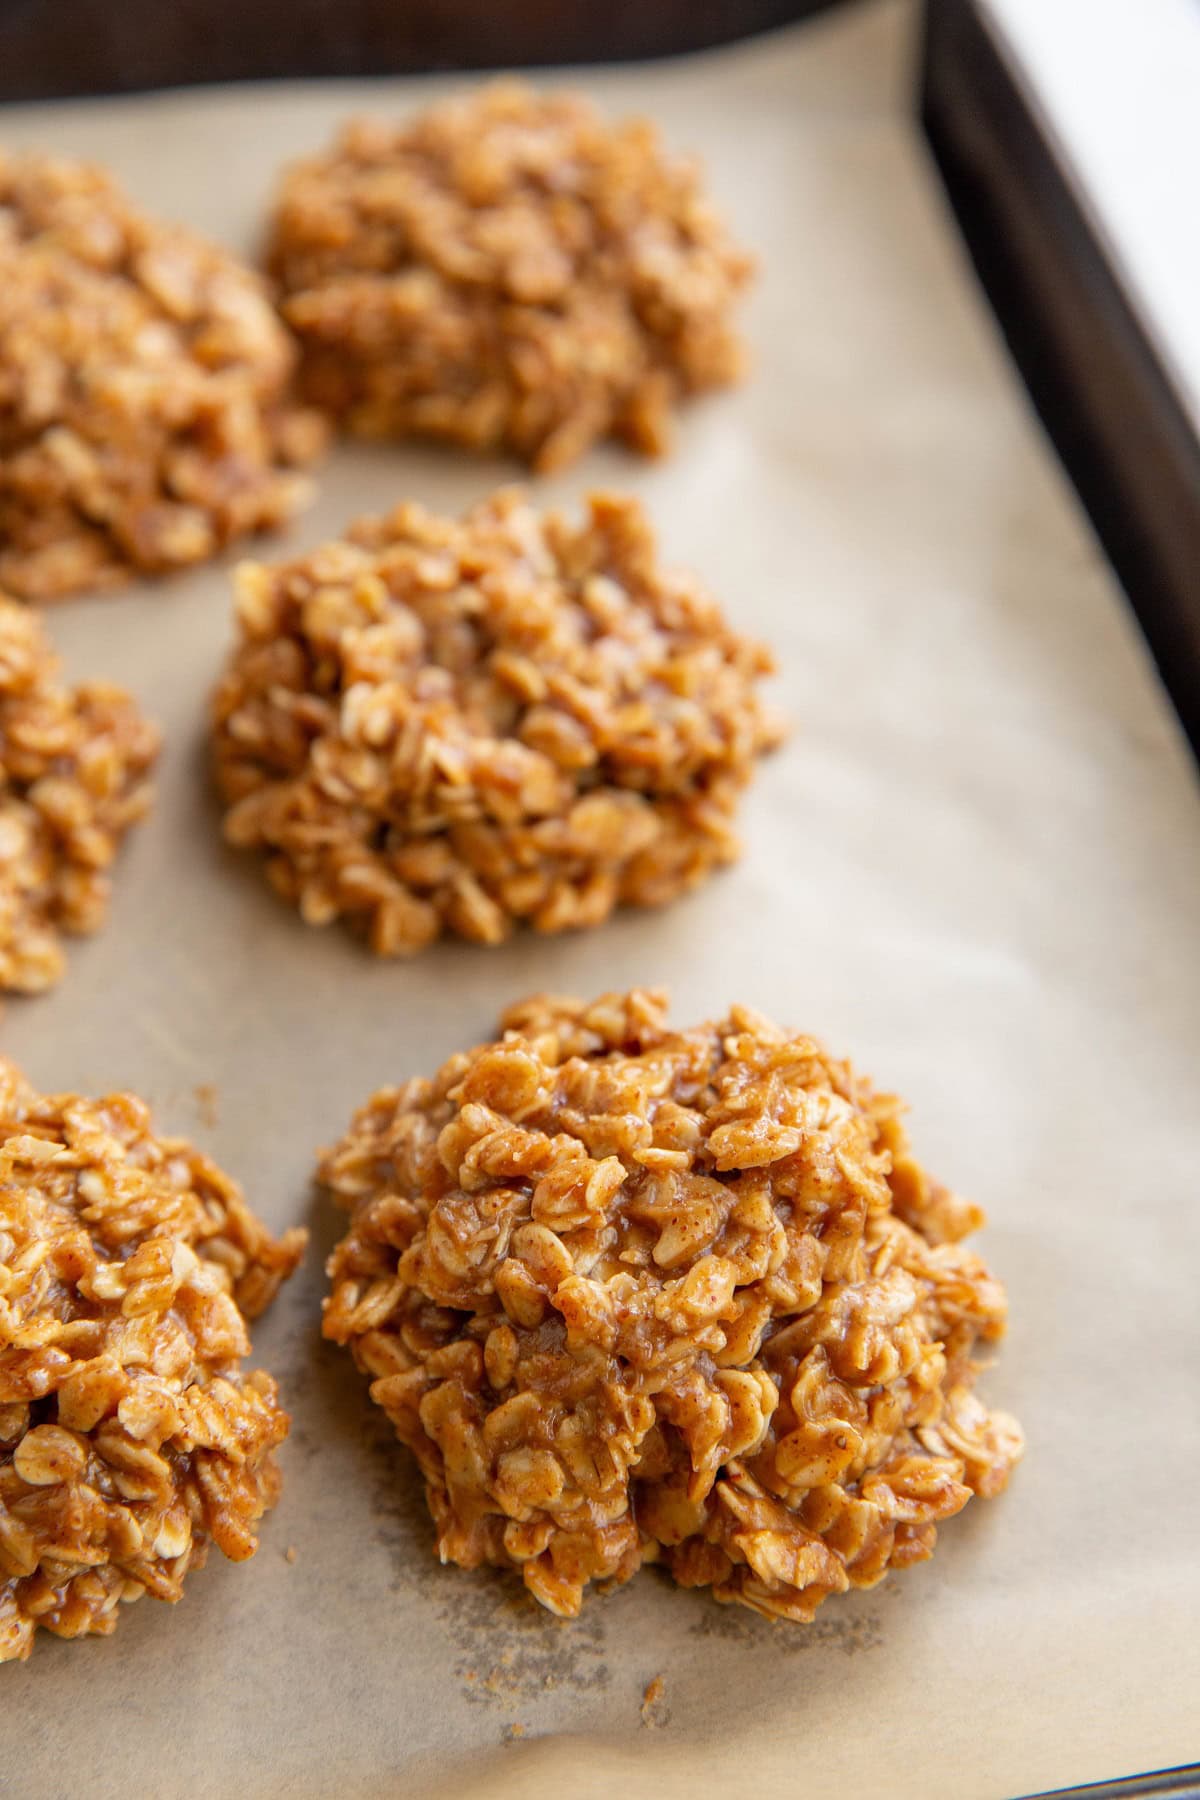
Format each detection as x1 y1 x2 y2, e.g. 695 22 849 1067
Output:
0 153 326 601
212 490 782 955
0 1059 305 1661
323 991 1022 1622
0 597 159 998
267 82 754 472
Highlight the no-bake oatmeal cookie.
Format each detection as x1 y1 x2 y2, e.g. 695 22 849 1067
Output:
266 81 754 471
212 489 783 954
0 153 325 600
322 990 1022 1622
0 596 159 999
0 1060 305 1661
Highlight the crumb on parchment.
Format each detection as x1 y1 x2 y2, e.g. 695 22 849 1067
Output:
194 1083 220 1129
641 1674 667 1728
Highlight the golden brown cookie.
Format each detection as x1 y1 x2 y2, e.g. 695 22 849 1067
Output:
267 82 753 471
322 990 1022 1621
0 1059 305 1661
213 489 783 954
0 153 325 600
0 597 159 998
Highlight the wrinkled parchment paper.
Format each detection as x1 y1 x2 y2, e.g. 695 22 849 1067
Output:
3 3 1199 1794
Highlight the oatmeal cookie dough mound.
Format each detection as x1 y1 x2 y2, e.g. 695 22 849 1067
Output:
322 990 1022 1622
0 597 159 998
213 489 783 954
0 153 326 600
0 1060 305 1661
266 82 754 471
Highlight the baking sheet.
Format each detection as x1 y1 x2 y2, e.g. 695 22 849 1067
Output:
3 2 1199 1794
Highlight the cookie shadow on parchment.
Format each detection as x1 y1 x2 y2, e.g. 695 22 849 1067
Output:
279 1174 427 1530
285 1170 628 1712
184 709 327 949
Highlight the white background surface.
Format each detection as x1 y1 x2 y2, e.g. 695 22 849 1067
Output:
981 0 1200 429
2 3 1199 1795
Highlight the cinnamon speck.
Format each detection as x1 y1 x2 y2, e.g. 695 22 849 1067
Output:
194 1082 220 1129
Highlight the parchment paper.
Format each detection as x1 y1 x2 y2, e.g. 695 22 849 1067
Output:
2 4 1199 1795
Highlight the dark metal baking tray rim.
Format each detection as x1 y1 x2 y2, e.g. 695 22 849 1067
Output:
923 0 1200 1771
922 0 1200 764
0 0 842 101
1024 1765 1200 1800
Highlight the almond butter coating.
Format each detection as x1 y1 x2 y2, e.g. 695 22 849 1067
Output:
0 1061 305 1661
322 990 1022 1621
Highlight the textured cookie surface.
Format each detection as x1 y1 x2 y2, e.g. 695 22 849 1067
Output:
213 490 783 954
322 990 1022 1620
267 82 753 471
0 153 324 600
0 596 159 998
0 1061 305 1661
